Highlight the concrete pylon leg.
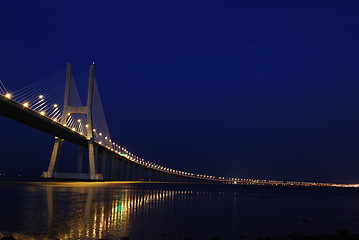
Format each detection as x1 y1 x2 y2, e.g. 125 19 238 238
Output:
111 155 116 179
130 164 134 180
119 160 124 180
114 158 119 180
94 146 99 173
88 142 96 179
125 162 130 180
41 63 104 181
43 137 63 178
101 150 107 178
77 145 84 173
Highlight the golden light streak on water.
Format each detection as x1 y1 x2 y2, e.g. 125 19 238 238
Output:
2 181 359 239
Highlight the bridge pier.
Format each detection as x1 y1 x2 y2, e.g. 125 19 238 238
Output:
108 154 114 180
42 137 63 178
100 150 107 177
143 168 149 181
127 164 133 180
120 161 125 179
150 169 154 181
42 63 103 181
131 164 137 180
118 161 125 180
94 145 99 174
139 167 145 180
113 156 119 180
126 162 131 180
2 63 226 184
77 145 84 173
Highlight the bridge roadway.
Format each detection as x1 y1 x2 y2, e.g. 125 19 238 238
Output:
2 94 352 187
0 95 221 182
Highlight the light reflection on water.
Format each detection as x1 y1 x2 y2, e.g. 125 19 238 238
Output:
0 181 359 240
44 184 194 239
1 182 208 240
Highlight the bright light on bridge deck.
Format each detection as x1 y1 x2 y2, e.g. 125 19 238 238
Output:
40 111 45 116
23 102 29 107
71 127 76 131
53 104 58 108
77 119 81 122
39 95 44 99
5 93 12 99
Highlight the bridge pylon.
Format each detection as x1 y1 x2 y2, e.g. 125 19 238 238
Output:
42 63 103 180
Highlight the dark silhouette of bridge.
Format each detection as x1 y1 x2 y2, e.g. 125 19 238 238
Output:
0 64 226 182
0 64 351 187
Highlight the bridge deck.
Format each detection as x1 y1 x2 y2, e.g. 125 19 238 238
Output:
0 95 184 174
0 95 88 146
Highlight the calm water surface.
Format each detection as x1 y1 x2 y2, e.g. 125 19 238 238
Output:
0 180 359 240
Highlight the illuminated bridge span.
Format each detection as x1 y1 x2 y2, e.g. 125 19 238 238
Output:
0 64 353 186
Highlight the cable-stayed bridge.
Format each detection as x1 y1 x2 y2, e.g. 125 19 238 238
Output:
0 64 354 187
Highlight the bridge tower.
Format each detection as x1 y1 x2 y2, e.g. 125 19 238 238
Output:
42 63 103 180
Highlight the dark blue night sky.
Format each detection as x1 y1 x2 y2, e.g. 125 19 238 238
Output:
1 0 359 183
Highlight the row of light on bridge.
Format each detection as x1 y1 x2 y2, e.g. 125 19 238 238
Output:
3 92 356 187
3 92 230 181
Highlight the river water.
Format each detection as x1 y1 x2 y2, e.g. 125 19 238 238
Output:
0 180 358 240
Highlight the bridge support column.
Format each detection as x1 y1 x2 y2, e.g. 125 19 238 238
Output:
109 154 115 180
148 169 153 181
131 164 136 180
138 167 144 180
127 163 132 180
101 150 107 178
114 157 119 180
119 161 124 180
77 145 84 173
110 157 114 180
152 170 157 181
144 168 150 181
42 137 63 178
118 159 125 180
88 141 97 179
94 146 99 173
41 63 103 180
122 160 128 180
